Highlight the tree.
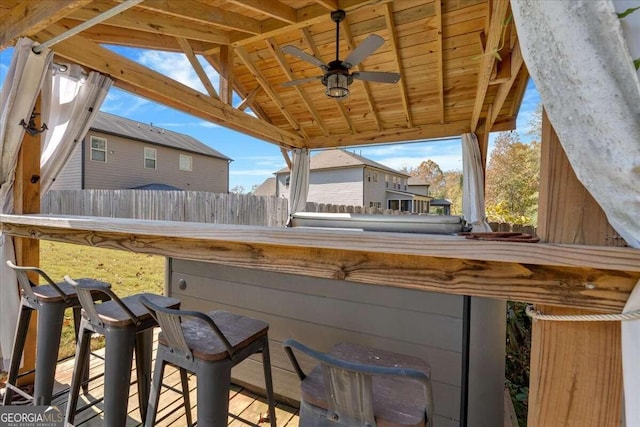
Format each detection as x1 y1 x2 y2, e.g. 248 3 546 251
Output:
229 185 246 194
485 132 540 224
411 160 446 198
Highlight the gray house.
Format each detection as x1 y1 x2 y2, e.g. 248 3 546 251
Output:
275 150 431 212
50 112 231 192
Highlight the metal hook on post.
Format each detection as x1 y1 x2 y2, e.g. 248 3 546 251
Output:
19 111 48 136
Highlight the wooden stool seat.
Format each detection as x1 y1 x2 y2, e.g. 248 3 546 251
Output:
284 340 434 427
94 293 178 326
30 278 106 301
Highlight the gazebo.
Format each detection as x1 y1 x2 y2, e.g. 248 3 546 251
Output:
1 1 638 426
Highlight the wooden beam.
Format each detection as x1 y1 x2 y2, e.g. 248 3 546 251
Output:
231 0 392 47
139 0 262 35
384 2 412 128
470 0 510 132
175 37 219 100
528 112 624 426
237 86 262 111
218 45 234 105
306 120 472 148
435 0 445 124
280 148 292 169
235 46 308 138
31 26 301 148
300 27 355 134
1 214 639 313
488 40 524 129
68 0 232 45
265 37 330 136
341 19 382 131
0 0 91 49
227 0 297 24
13 98 43 385
314 0 339 10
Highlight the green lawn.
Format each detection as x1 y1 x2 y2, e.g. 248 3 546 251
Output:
40 241 165 358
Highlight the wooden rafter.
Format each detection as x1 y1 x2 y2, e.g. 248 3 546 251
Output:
231 0 393 47
340 19 382 131
218 45 234 105
31 26 301 147
307 120 471 148
237 86 262 111
383 3 412 128
139 0 262 35
435 0 445 124
314 0 339 10
280 147 292 169
470 0 510 132
175 37 219 100
0 0 91 49
67 0 232 45
488 40 524 129
301 27 355 134
265 37 330 136
228 0 296 24
235 46 308 139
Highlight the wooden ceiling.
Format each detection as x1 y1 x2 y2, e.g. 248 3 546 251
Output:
1 0 527 158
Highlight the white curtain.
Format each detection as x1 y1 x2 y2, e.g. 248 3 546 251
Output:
0 39 53 370
511 0 640 424
287 148 310 215
461 133 492 232
40 65 113 195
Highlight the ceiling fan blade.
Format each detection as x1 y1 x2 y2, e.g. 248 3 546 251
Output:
282 45 328 70
342 34 385 69
352 71 401 84
281 76 323 87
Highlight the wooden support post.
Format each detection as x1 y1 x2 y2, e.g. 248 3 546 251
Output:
13 98 42 385
219 45 234 105
528 111 623 426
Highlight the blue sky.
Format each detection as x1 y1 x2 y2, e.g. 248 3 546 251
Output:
0 45 540 191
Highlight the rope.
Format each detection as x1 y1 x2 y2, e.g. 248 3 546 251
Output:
525 305 640 322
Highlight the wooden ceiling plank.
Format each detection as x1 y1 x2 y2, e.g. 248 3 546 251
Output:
68 0 232 45
231 0 393 47
218 45 234 105
139 0 262 35
1 0 92 49
31 26 301 148
488 40 524 128
228 0 297 24
470 0 510 132
235 46 308 138
237 85 262 111
435 0 445 124
314 0 339 10
203 54 271 122
341 19 383 131
175 36 220 100
307 120 472 148
384 3 413 128
265 37 330 137
301 27 355 134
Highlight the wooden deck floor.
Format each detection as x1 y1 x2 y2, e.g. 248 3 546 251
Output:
44 336 300 426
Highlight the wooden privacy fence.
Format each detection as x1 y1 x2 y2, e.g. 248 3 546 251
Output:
42 190 289 227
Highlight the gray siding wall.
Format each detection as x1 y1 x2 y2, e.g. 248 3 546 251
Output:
49 142 82 190
82 130 228 192
278 167 364 206
362 166 388 208
168 259 505 427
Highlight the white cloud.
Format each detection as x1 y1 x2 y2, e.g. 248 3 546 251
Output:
154 121 219 129
101 91 150 116
137 51 220 95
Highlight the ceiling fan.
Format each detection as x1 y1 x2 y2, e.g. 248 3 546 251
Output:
281 9 400 100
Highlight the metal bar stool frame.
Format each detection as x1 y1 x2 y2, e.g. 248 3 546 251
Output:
2 260 109 406
64 278 180 427
139 295 277 427
283 339 434 427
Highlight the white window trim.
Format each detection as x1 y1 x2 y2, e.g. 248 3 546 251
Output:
179 154 192 171
144 147 157 169
90 136 107 163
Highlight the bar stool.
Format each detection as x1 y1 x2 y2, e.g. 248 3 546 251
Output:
64 278 180 427
139 295 277 427
283 339 434 427
3 261 110 406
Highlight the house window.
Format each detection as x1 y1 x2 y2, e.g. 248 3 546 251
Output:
369 201 382 208
368 172 378 183
144 147 157 169
285 175 290 187
388 200 399 210
90 136 107 162
179 154 192 171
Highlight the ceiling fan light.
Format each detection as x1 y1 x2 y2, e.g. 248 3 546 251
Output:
326 73 349 99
